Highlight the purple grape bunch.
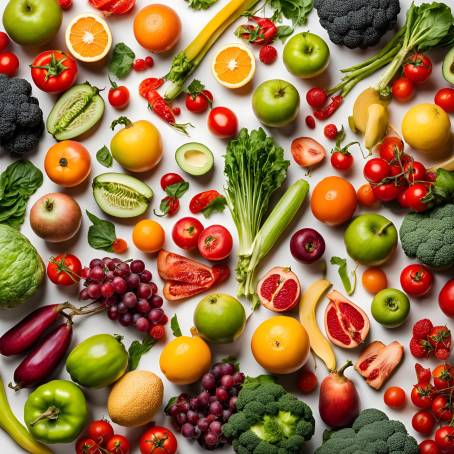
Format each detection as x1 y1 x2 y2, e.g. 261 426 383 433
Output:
165 361 245 450
79 257 168 337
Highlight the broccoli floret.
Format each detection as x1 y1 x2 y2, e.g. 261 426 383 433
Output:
400 204 454 269
352 409 388 431
314 0 400 48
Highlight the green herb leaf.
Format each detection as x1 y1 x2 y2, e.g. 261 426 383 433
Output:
128 337 156 371
171 314 182 337
330 256 357 295
96 146 113 168
166 181 189 199
86 210 117 251
243 375 275 388
202 196 227 218
267 0 313 26
109 43 135 78
185 0 217 10
277 25 294 42
164 396 179 414
186 79 205 98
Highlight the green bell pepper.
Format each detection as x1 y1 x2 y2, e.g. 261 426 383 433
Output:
66 334 128 388
24 380 88 444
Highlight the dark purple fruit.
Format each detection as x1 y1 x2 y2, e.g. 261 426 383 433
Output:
290 228 325 264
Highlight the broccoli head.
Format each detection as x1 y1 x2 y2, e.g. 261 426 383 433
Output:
400 204 454 269
315 409 418 454
314 0 400 48
222 379 315 454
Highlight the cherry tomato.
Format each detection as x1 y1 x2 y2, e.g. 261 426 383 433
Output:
76 438 100 454
372 183 398 202
404 160 426 183
356 183 378 207
30 50 78 94
133 58 147 71
86 420 114 447
155 196 179 217
419 440 441 454
139 426 177 454
378 136 404 163
411 384 434 409
384 386 406 409
185 90 213 113
112 238 128 254
397 187 409 207
172 217 204 250
435 87 454 114
433 364 454 390
208 106 238 138
198 225 233 261
391 77 415 103
400 264 433 297
435 426 454 451
431 396 454 422
47 254 82 286
404 53 432 84
89 0 136 15
306 87 328 109
189 190 223 214
404 183 430 212
0 32 10 53
108 80 130 110
160 173 184 191
412 410 436 435
0 52 19 77
296 369 318 394
362 267 388 294
363 158 390 183
439 279 454 318
331 151 353 171
106 435 131 454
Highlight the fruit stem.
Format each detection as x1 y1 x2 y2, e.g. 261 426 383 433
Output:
377 221 393 236
337 360 353 376
29 406 60 426
110 116 133 130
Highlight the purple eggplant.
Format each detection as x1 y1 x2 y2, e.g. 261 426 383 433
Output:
9 320 73 390
0 304 68 356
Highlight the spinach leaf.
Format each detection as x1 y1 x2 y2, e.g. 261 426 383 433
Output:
128 337 156 370
109 43 135 78
96 146 113 168
86 210 117 251
267 0 313 26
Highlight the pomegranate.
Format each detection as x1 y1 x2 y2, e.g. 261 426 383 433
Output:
324 290 370 349
319 360 359 428
257 267 301 312
355 340 404 390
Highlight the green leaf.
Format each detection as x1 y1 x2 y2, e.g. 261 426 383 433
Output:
221 356 240 371
267 0 313 26
164 396 179 414
277 25 294 42
185 0 217 10
109 43 135 78
202 196 227 218
86 210 117 251
128 337 156 371
171 314 182 337
243 375 275 388
166 181 189 199
186 79 206 98
330 256 357 296
96 146 113 168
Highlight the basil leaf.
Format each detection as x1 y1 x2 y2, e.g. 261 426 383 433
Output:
109 43 135 78
128 337 156 371
171 314 182 337
96 146 113 168
166 181 189 199
202 196 227 218
330 256 357 295
86 210 117 251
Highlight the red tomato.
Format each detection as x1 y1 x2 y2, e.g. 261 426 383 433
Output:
412 410 436 435
47 254 82 286
160 173 184 191
404 53 432 84
88 0 135 15
431 396 454 422
296 369 318 394
391 77 415 103
76 438 100 454
0 32 10 52
331 151 353 171
198 225 233 261
372 183 398 202
404 184 430 212
30 51 78 94
435 426 454 451
306 87 328 109
139 426 177 454
356 183 378 207
400 264 433 297
397 187 409 207
435 88 454 113
86 420 114 446
108 82 130 109
378 136 404 163
0 52 19 77
404 160 426 183
411 384 434 409
208 107 238 138
432 364 454 390
106 435 131 454
189 190 223 214
419 440 441 454
363 158 390 183
172 217 204 250
439 279 454 318
185 90 213 113
384 386 406 409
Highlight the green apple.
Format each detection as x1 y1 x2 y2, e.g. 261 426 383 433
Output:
283 32 330 78
252 79 300 127
194 293 246 344
3 0 62 46
371 288 410 328
344 214 397 265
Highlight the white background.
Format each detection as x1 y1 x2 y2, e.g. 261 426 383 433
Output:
0 0 453 452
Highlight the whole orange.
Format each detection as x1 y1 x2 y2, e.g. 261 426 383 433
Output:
44 140 91 187
251 316 310 374
311 176 357 226
133 4 181 53
132 219 165 253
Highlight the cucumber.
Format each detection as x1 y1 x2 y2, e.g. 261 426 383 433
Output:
47 83 105 141
93 173 153 218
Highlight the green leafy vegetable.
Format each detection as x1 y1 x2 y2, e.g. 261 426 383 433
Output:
266 0 313 26
201 196 227 218
166 182 189 199
277 25 294 41
0 160 43 228
86 210 118 252
185 0 218 10
330 256 357 296
108 43 135 78
128 337 156 370
96 146 113 168
171 314 182 337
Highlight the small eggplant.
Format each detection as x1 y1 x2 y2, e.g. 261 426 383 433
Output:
0 304 67 356
10 320 73 391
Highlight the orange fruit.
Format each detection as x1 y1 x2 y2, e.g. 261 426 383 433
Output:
311 176 357 226
159 336 211 384
133 4 181 53
357 183 378 207
65 13 112 62
212 44 256 89
251 316 310 374
362 267 388 294
132 220 165 253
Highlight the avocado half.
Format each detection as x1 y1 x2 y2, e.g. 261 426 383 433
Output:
175 142 214 176
443 47 454 84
